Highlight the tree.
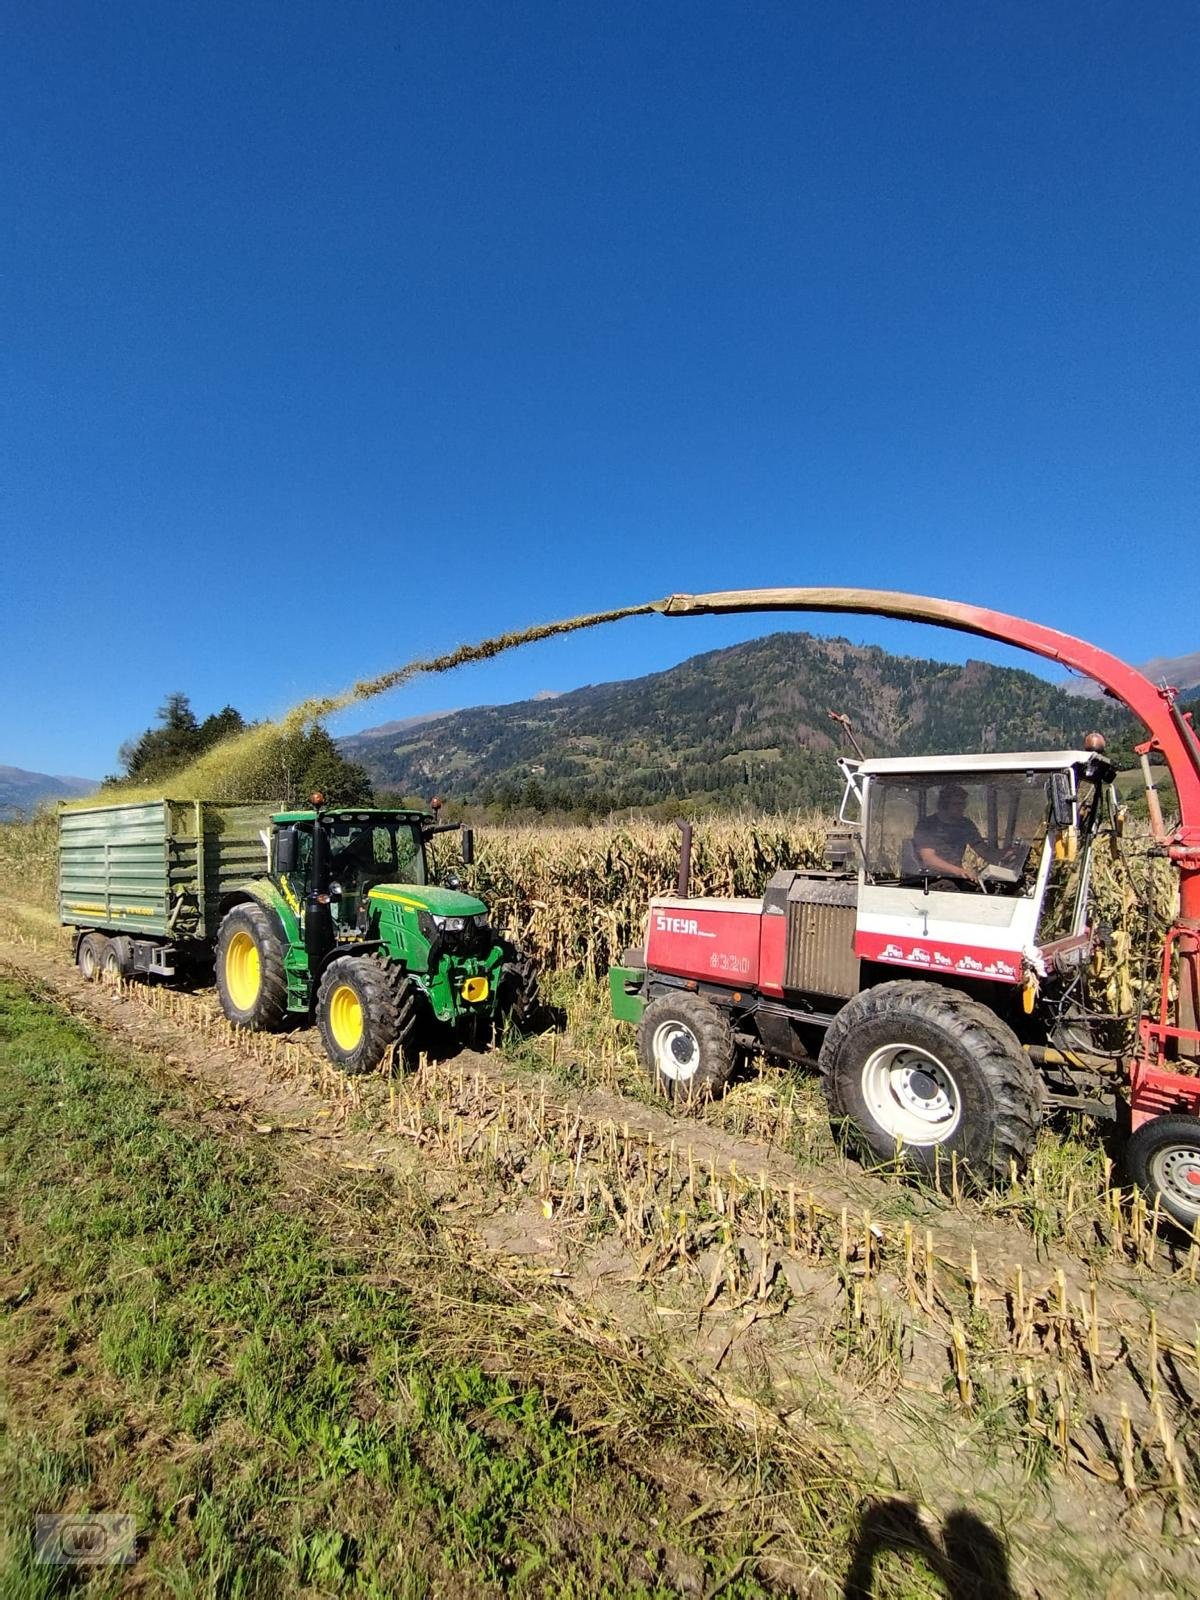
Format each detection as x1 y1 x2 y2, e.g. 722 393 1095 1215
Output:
107 696 370 805
114 693 204 784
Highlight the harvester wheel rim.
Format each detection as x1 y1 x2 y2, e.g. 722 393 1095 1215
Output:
651 1018 700 1082
860 1043 962 1146
1149 1142 1200 1221
328 983 365 1052
225 930 261 1012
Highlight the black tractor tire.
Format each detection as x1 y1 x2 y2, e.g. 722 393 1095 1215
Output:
818 980 1042 1188
215 903 289 1032
100 936 134 981
500 947 542 1033
1125 1113 1200 1233
317 955 416 1075
637 991 736 1107
76 932 109 982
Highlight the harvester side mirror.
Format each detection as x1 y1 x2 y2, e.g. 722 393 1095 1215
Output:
461 826 475 866
275 826 298 876
1048 772 1074 830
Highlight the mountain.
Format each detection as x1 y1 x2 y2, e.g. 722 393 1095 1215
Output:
342 631 1134 815
341 709 455 750
1064 650 1200 700
0 766 95 820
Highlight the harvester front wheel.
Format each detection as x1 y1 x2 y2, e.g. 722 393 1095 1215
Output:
317 956 409 1075
77 932 109 982
819 980 1042 1188
215 904 288 1032
1125 1113 1200 1232
637 992 735 1107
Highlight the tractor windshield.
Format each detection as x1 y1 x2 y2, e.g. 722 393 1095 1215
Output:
324 817 426 890
864 772 1049 893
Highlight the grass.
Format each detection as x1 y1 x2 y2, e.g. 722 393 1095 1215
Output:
0 975 866 1597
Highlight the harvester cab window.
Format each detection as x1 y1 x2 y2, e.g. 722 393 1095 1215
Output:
865 773 1047 893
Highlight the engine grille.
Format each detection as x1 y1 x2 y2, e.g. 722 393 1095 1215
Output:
783 881 859 997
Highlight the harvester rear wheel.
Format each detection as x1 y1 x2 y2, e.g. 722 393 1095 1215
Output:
317 955 411 1075
1125 1113 1200 1232
819 980 1042 1188
77 932 109 982
215 904 289 1032
637 992 735 1107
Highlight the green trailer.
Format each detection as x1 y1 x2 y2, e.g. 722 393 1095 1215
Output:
59 798 540 1071
60 799 275 969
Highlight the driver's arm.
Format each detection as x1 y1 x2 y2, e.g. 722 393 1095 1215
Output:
916 843 975 879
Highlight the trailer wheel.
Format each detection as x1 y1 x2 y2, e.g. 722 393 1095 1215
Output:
317 956 411 1075
1125 1114 1200 1232
215 904 289 1031
100 937 133 981
77 932 109 982
818 980 1042 1188
637 992 735 1106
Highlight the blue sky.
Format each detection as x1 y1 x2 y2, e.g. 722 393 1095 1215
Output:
3 2 1196 778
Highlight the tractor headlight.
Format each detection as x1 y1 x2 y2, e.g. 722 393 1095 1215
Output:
431 912 487 933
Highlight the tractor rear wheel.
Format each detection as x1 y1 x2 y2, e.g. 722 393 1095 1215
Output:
637 992 735 1106
818 980 1042 1188
77 932 109 982
317 956 415 1075
215 904 289 1031
1125 1113 1200 1232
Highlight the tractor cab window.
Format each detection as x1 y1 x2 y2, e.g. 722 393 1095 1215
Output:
864 773 1049 894
324 817 426 895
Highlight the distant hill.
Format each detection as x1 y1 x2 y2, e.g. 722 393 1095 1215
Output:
1065 649 1200 700
0 765 95 820
341 710 455 750
342 631 1133 815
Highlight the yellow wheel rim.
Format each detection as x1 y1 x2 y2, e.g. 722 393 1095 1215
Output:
225 930 261 1012
328 984 365 1052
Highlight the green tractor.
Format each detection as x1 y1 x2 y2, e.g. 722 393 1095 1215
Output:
214 800 538 1071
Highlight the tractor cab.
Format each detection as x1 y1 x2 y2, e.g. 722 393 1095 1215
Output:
269 806 477 939
840 748 1118 988
271 808 430 928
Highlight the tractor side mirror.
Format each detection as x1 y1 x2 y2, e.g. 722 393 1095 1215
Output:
275 826 298 876
1048 772 1074 830
461 826 475 866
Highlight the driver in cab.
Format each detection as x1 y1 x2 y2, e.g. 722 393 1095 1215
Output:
912 784 1015 885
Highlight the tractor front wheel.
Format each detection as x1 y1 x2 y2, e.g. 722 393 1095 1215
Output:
215 904 288 1031
819 980 1042 1188
317 956 415 1075
1125 1113 1200 1232
637 992 735 1106
500 947 542 1033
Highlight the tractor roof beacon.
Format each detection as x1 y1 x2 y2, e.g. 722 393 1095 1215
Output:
610 588 1200 1228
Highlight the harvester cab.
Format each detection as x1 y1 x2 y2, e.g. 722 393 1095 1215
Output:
839 748 1118 1001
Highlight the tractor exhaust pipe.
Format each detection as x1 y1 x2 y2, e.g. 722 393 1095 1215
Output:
677 821 693 898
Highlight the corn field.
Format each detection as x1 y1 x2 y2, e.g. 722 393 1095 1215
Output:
437 814 830 975
1 807 1176 1023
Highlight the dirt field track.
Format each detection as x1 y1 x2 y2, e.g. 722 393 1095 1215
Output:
2 901 1198 1596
